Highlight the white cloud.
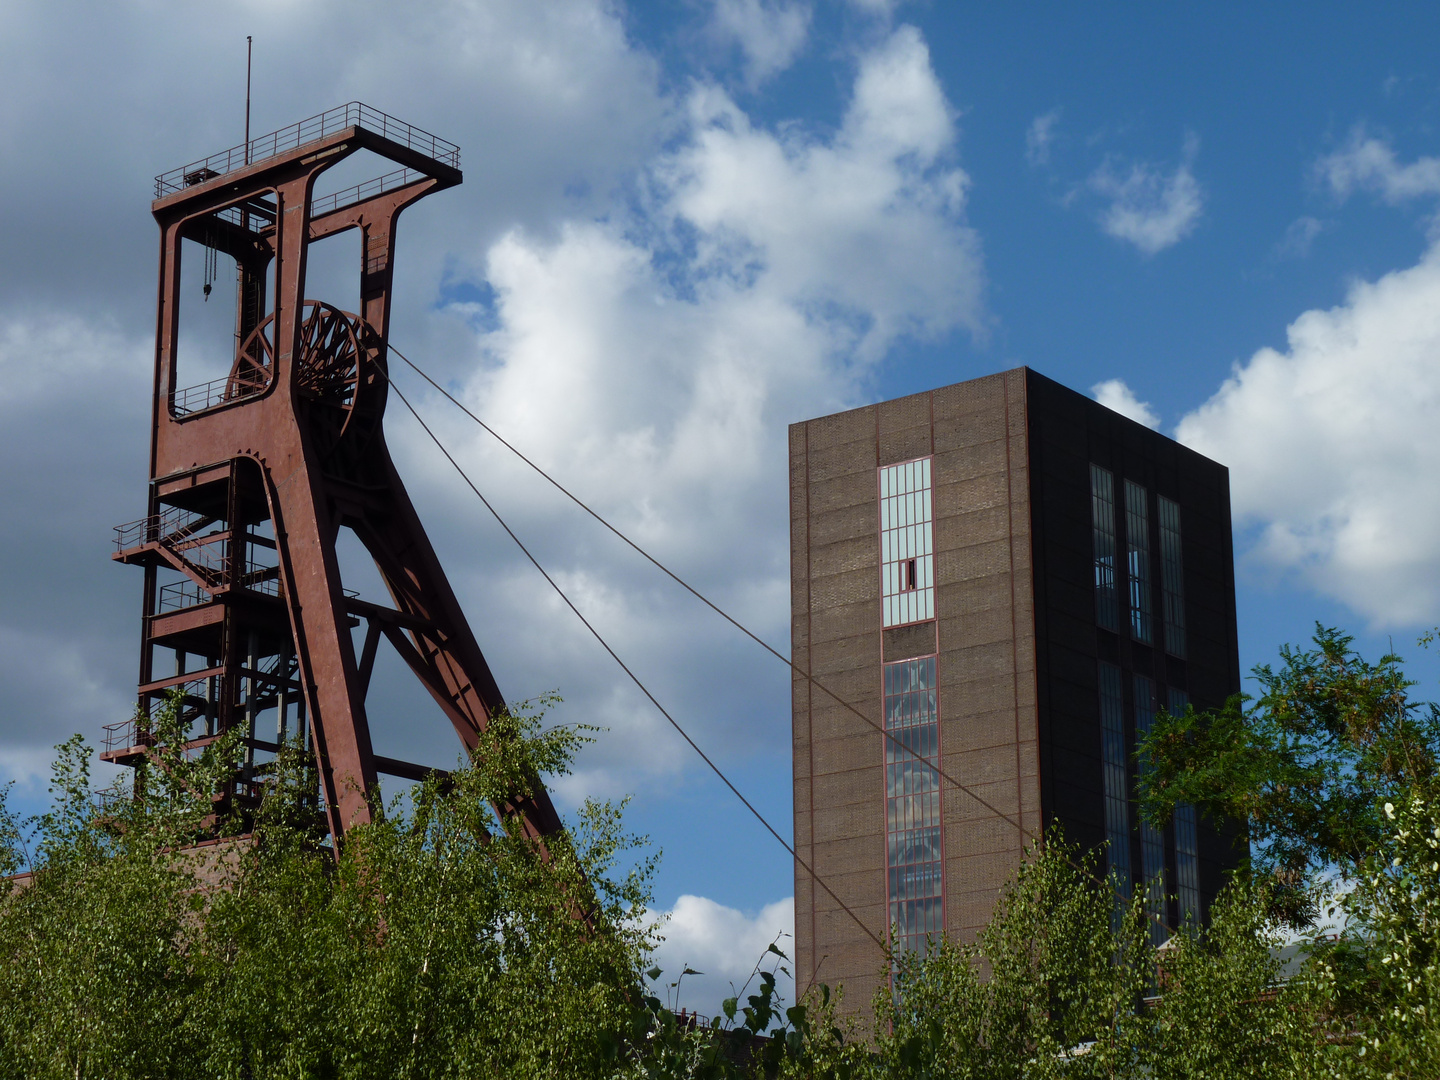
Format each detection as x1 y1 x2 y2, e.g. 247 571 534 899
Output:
0 311 152 781
0 7 984 814
0 628 132 783
1025 108 1061 166
846 0 901 15
0 0 664 780
1273 216 1325 260
419 24 985 793
1317 128 1440 204
709 0 812 89
0 310 147 407
0 0 670 337
1177 238 1440 627
1089 132 1204 254
1091 379 1159 428
650 894 794 1016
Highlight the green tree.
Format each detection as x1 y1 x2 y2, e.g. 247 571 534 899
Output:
1139 879 1326 1079
1137 625 1440 921
874 833 1151 1079
869 834 1325 1080
1305 789 1440 1078
7 625 1440 1077
0 700 244 1078
0 694 658 1079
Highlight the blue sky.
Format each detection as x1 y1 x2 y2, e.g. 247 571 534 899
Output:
5 0 1440 1011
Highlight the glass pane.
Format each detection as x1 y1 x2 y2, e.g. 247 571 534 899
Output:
1158 495 1186 657
1090 465 1118 630
883 655 943 955
1125 480 1152 643
879 459 936 629
1135 675 1167 947
1098 661 1131 895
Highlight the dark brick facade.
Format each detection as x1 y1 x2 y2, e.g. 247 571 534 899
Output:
790 368 1246 1016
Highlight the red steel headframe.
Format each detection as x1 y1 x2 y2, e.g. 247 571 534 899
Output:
109 104 563 846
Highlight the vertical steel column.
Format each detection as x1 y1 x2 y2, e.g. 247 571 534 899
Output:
244 630 258 781
276 638 291 744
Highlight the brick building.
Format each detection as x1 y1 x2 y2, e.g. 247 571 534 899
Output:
789 367 1246 1009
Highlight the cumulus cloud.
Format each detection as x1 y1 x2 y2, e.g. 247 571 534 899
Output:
0 628 132 785
417 23 985 795
1317 128 1440 204
0 7 984 827
0 313 151 779
1091 379 1159 428
0 0 669 339
0 0 677 800
1089 132 1204 254
709 0 812 89
1177 240 1440 627
649 894 794 1015
1025 108 1061 166
1177 136 1440 628
1273 216 1325 260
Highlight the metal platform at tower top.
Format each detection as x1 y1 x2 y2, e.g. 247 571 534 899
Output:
154 101 460 198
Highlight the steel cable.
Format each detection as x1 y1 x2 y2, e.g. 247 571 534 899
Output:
384 347 1178 944
386 379 888 952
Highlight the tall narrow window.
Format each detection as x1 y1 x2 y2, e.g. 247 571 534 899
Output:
1158 495 1186 658
1090 465 1118 631
1098 661 1131 895
1125 480 1152 643
884 656 943 955
1135 675 1167 948
1169 687 1201 926
879 459 934 628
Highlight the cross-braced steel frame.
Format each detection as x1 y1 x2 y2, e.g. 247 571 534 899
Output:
109 104 562 846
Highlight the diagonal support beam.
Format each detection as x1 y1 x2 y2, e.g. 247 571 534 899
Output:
378 623 476 739
356 618 382 699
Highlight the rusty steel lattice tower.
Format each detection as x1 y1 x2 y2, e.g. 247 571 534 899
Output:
107 103 562 844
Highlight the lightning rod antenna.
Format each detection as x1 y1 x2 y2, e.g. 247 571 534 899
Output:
244 36 253 165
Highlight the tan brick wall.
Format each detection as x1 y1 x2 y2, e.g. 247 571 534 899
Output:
791 369 1042 1020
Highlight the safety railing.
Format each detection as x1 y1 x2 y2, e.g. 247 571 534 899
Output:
214 199 277 234
311 167 425 218
102 719 150 753
157 567 276 607
155 102 460 198
103 680 219 753
143 675 224 712
242 560 282 598
674 1010 716 1031
114 504 214 552
171 367 270 417
92 789 131 816
158 580 211 612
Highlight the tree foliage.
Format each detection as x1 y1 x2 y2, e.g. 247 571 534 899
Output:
872 835 1328 1080
1137 625 1440 920
1307 789 1440 1078
0 695 655 1078
875 835 1151 1079
5 626 1440 1075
